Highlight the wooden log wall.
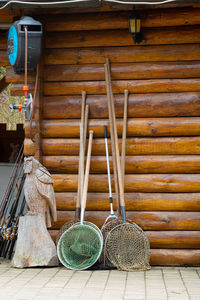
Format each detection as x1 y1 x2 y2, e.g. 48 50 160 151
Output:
9 6 200 266
0 10 20 66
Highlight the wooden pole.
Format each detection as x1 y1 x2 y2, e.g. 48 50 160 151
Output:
104 61 120 215
121 89 128 187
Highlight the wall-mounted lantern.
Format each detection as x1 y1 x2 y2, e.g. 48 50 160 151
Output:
129 12 144 44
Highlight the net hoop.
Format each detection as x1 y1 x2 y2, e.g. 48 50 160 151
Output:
100 218 133 267
56 220 101 245
105 222 151 271
56 220 76 245
57 223 103 270
99 218 123 267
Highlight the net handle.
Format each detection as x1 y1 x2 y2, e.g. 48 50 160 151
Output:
83 104 89 158
81 104 89 203
121 89 128 188
105 58 126 223
104 63 120 216
80 130 93 224
104 126 114 215
76 91 86 220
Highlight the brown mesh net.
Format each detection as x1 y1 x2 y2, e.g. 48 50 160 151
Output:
99 218 123 267
105 222 151 271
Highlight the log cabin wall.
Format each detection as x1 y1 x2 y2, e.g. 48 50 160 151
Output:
6 6 200 266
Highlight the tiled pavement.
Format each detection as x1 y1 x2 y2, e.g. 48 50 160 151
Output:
0 259 200 300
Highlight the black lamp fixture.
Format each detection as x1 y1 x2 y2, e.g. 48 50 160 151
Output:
129 12 144 44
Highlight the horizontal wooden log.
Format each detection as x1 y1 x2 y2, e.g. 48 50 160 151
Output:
10 84 34 96
52 174 200 193
43 155 200 174
5 68 35 83
0 9 19 22
143 7 200 28
43 93 200 119
26 118 200 138
43 62 200 82
43 79 200 95
54 192 200 211
23 3 200 14
51 211 200 230
45 8 200 32
150 249 200 266
41 137 200 156
49 230 200 249
44 44 200 65
147 231 200 249
0 51 9 66
45 26 200 49
0 33 6 50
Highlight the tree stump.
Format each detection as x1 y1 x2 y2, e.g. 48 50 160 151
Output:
12 215 59 268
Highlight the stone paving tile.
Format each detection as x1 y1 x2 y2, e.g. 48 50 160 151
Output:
86 278 108 288
102 289 124 300
54 269 74 277
163 269 190 300
124 298 145 300
57 297 78 300
36 287 63 296
145 270 167 300
190 297 200 300
33 296 57 300
79 287 104 300
0 287 21 298
180 269 200 298
14 287 41 298
59 288 82 297
168 294 189 299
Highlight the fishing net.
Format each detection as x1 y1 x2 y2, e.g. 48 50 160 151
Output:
57 223 103 270
99 218 133 267
99 218 122 267
105 222 151 271
56 220 75 245
56 220 101 245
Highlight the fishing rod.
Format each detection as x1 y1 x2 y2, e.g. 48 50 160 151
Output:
0 164 24 234
0 168 25 257
4 196 26 259
0 144 24 218
0 145 24 239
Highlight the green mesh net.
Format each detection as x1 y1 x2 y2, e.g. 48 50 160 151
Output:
57 223 103 270
56 220 76 245
56 221 101 245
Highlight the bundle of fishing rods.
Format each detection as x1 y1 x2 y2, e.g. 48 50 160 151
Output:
0 144 26 259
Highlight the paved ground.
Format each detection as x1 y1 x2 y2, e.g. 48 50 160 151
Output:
0 259 200 300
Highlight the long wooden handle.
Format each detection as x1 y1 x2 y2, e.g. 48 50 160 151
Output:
76 91 86 218
121 89 128 188
104 126 112 201
80 130 93 224
82 104 89 196
83 104 89 155
104 63 120 215
105 58 126 222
